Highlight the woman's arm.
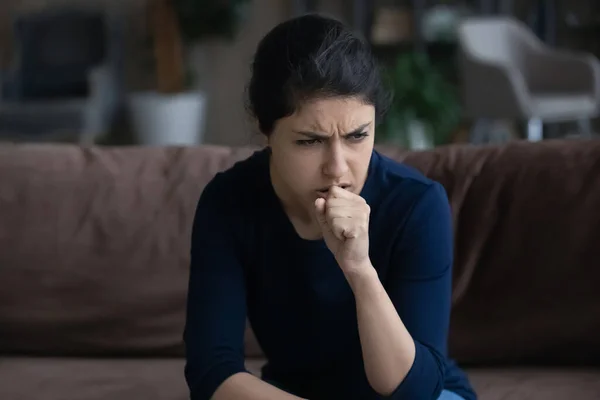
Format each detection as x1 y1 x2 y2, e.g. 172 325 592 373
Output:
184 177 306 400
349 182 453 399
213 373 307 400
347 264 416 396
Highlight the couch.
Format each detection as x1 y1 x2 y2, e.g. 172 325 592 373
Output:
1 139 599 400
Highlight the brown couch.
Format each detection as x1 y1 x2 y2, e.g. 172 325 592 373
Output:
1 139 599 400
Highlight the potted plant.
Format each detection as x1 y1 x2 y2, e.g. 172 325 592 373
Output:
377 51 461 149
128 0 251 145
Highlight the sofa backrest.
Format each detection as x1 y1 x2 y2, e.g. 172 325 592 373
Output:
380 140 600 366
1 140 599 366
0 143 256 357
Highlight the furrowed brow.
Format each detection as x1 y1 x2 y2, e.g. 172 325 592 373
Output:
294 122 371 139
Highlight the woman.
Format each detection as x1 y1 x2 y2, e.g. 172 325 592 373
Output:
184 13 477 400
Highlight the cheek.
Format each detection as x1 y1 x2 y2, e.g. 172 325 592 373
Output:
345 141 371 158
286 152 319 178
274 149 321 186
345 146 372 175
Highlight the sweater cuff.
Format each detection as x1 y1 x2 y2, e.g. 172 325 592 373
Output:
383 340 445 400
189 361 248 400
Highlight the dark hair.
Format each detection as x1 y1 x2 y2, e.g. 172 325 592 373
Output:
246 13 391 136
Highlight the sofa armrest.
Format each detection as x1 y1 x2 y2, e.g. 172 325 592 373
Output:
526 47 600 97
460 53 533 119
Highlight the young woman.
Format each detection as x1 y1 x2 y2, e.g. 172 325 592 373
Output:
183 13 476 400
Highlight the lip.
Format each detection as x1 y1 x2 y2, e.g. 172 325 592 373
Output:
316 183 352 196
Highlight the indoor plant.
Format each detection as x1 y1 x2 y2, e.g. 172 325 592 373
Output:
128 0 251 145
377 51 461 149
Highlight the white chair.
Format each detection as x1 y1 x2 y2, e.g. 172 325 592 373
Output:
457 16 600 141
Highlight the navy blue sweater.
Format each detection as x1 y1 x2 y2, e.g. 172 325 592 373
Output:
184 147 476 400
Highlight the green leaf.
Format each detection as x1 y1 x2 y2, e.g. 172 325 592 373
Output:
380 51 461 147
173 0 251 43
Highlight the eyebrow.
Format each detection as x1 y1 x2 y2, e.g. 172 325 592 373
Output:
294 122 372 140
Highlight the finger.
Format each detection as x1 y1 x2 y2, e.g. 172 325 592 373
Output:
330 217 359 239
326 206 365 221
314 198 328 227
330 217 348 241
326 199 370 222
328 185 362 200
325 199 370 216
324 197 360 209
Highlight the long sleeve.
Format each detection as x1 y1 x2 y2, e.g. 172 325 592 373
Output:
183 177 249 400
383 182 454 400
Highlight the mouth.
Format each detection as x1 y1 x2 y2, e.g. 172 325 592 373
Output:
316 183 352 196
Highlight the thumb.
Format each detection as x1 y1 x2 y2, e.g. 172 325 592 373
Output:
314 198 328 228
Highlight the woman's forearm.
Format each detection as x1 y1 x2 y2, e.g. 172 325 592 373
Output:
346 262 416 396
212 372 307 400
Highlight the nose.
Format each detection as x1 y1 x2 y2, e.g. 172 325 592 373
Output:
322 140 349 179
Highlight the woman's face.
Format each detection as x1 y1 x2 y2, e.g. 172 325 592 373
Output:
268 96 375 218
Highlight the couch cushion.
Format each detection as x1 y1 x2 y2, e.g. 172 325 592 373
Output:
4 357 596 400
466 367 600 400
246 358 600 399
0 357 188 400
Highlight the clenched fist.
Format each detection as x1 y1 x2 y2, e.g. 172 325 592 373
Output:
314 186 371 275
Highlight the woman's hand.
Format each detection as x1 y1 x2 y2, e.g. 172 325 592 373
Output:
314 186 372 277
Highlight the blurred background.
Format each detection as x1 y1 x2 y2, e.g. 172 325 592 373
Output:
2 5 600 400
1 0 600 149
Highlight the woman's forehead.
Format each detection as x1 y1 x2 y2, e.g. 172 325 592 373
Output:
292 98 375 128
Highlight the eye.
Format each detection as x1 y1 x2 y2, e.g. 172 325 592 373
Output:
347 131 369 141
295 139 321 146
